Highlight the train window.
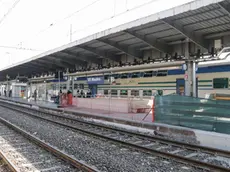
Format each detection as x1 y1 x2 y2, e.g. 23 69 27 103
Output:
111 90 118 95
113 74 120 79
143 90 152 96
79 84 84 89
143 71 152 77
213 78 229 89
132 72 140 78
152 71 158 76
74 84 78 89
104 90 109 95
131 90 139 96
120 90 128 96
157 70 168 76
121 73 129 79
104 75 109 80
60 84 66 90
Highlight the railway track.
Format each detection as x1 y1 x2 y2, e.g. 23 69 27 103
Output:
0 100 230 171
0 111 99 172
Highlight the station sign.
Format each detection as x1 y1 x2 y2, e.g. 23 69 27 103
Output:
87 76 104 84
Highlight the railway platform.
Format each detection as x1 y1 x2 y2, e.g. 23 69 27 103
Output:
3 97 153 122
1 96 230 152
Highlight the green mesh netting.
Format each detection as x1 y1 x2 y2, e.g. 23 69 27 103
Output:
154 95 230 134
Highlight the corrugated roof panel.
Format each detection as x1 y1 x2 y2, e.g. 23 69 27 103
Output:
196 23 230 34
66 46 84 53
135 23 169 35
165 36 187 43
128 42 147 49
172 4 217 21
86 41 106 48
131 20 163 32
119 38 142 45
180 11 217 24
160 34 185 42
146 29 179 38
109 33 133 42
95 45 117 51
194 20 230 33
103 32 126 40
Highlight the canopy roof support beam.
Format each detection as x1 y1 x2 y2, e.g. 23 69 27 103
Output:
124 30 169 53
218 2 230 17
97 38 142 59
162 19 209 50
78 45 120 62
61 50 100 64
52 53 87 67
47 56 77 69
36 59 64 71
29 61 58 72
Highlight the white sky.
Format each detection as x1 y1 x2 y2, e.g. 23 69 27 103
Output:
0 0 194 69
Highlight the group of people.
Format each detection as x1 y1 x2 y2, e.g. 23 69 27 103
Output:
2 89 12 97
76 89 92 98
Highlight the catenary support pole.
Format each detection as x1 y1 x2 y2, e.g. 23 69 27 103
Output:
192 61 197 97
184 39 192 96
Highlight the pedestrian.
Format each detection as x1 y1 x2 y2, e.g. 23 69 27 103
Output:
4 89 6 97
34 89 37 102
9 89 12 97
46 90 48 101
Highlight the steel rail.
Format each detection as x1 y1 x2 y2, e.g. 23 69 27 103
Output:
0 116 99 172
1 99 229 158
0 101 230 171
0 151 18 172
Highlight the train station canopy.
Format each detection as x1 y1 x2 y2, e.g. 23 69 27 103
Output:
0 0 230 81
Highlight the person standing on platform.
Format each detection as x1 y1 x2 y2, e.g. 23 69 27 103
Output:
34 89 37 102
46 90 48 101
4 89 6 97
9 89 12 97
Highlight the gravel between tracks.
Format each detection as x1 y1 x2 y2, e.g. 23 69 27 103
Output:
0 106 206 172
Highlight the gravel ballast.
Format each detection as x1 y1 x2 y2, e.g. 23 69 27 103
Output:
0 106 206 172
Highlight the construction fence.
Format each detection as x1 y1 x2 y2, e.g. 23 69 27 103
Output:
154 95 230 134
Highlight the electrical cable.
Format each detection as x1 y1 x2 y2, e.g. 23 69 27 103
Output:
0 45 43 51
17 0 101 46
0 0 21 26
13 0 159 51
72 0 160 35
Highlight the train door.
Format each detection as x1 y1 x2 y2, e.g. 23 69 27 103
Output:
176 78 198 97
176 79 185 95
89 84 98 97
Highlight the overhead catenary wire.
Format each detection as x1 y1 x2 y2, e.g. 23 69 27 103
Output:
72 0 160 35
0 45 43 51
10 0 160 53
18 0 159 46
17 0 101 46
0 0 21 26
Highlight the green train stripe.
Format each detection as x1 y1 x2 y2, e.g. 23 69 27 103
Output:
98 85 176 89
198 85 212 87
198 80 212 83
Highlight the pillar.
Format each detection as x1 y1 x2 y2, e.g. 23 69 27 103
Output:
26 82 29 99
66 69 70 91
72 76 75 93
185 41 192 96
30 82 33 98
192 61 197 97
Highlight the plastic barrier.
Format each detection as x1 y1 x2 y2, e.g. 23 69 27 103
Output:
154 95 230 134
67 93 73 105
